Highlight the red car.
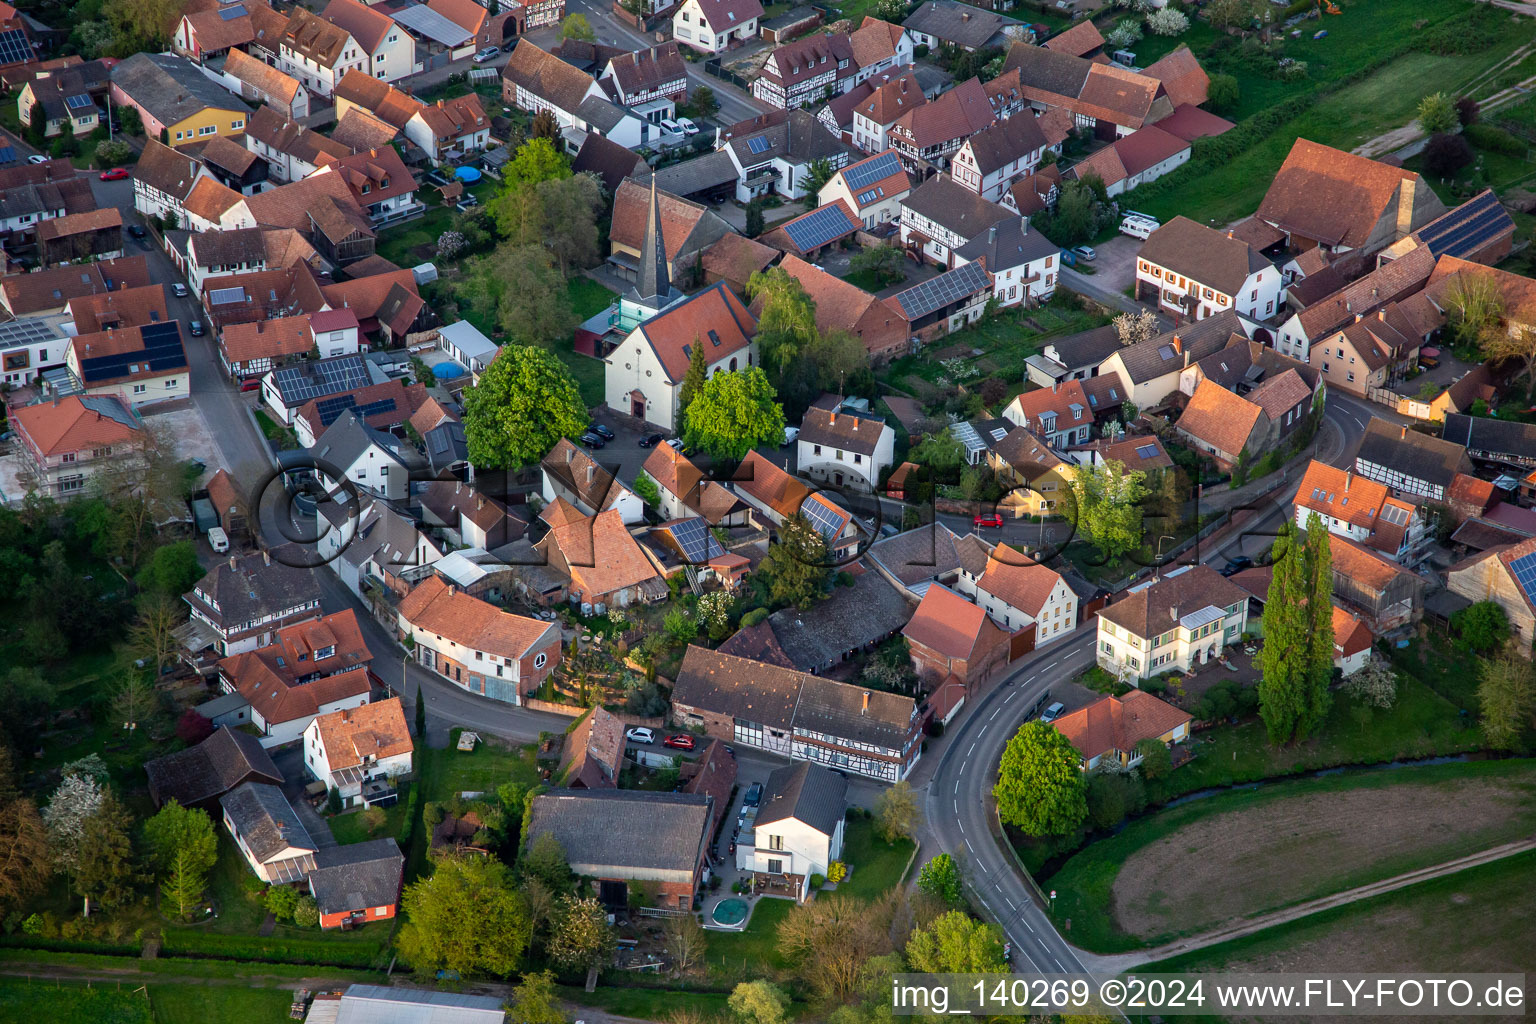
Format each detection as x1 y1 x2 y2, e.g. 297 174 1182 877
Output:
239 379 262 392
662 734 695 751
974 513 1004 528
99 167 129 181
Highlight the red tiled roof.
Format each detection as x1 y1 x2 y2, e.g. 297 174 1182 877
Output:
903 582 989 659
1005 379 1093 433
1041 19 1103 57
321 0 395 54
1142 45 1208 107
977 550 1063 617
397 575 555 658
1054 690 1191 762
1258 139 1424 250
1175 379 1262 459
13 394 138 456
1332 604 1373 659
855 68 925 126
632 281 756 383
315 697 413 766
889 76 993 150
1448 473 1496 510
1293 460 1392 530
539 508 661 600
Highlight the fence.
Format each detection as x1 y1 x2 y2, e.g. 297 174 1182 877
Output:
702 57 751 90
523 698 665 729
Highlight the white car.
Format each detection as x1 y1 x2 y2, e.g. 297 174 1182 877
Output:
666 438 685 451
659 118 683 136
676 116 700 136
472 46 500 63
781 426 799 447
625 727 656 744
172 283 189 298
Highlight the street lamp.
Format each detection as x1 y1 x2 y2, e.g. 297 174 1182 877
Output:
1154 533 1174 572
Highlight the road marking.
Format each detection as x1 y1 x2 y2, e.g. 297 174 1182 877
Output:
967 741 977 757
1003 689 1017 703
958 819 965 834
952 799 958 814
988 706 1001 721
965 838 975 855
1025 921 1034 934
1054 958 1066 972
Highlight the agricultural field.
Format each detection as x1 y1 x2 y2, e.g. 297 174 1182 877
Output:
1046 759 1536 952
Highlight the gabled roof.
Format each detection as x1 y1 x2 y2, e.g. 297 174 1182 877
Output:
1294 459 1404 532
312 408 425 477
542 437 639 514
220 781 317 862
826 149 910 211
1257 138 1437 250
766 569 912 670
111 52 247 126
65 281 165 333
246 105 353 168
760 32 854 91
426 0 490 35
322 0 395 53
1054 690 1191 762
538 507 661 599
629 281 756 383
977 549 1065 617
415 93 489 142
1176 378 1262 458
145 726 283 808
725 108 850 167
307 838 403 917
889 76 993 151
954 216 1056 272
1005 378 1092 432
606 41 687 97
797 396 890 455
701 231 779 286
134 139 202 203
794 673 916 749
183 174 244 223
1097 564 1247 638
903 581 993 659
502 39 599 115
690 0 765 32
185 550 317 630
183 5 255 54
282 7 352 67
902 173 1013 240
573 131 649 197
222 47 301 106
760 199 861 256
1154 102 1234 142
333 69 422 130
903 0 1022 49
1355 417 1470 489
962 112 1047 176
1142 45 1208 107
527 789 711 876
218 608 372 687
1041 19 1103 57
0 255 150 315
1108 309 1243 383
1443 412 1536 461
314 697 412 769
854 68 926 126
1294 244 1435 339
1246 368 1312 420
867 521 964 589
850 17 905 68
1001 41 1091 99
732 449 811 520
1138 215 1271 297
1332 603 1373 659
611 178 730 266
397 575 555 659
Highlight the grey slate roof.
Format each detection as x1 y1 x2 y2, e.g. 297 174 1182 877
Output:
634 149 740 199
673 644 803 729
308 838 404 917
111 52 247 128
793 675 916 749
424 420 468 474
1442 413 1536 463
526 789 711 876
954 217 1057 272
866 522 965 589
1042 324 1121 371
185 551 317 631
902 174 1013 240
754 761 846 836
312 408 427 476
144 726 282 808
1354 416 1471 487
727 109 852 167
220 781 317 863
964 114 1049 176
1002 41 1092 96
767 570 912 670
905 0 1023 50
1109 309 1243 383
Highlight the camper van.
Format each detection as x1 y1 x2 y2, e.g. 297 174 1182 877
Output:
1120 214 1159 240
208 527 230 553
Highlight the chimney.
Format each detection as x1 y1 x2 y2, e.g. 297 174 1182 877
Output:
1401 425 1407 440
829 408 837 425
1395 175 1416 239
989 224 997 244
960 9 969 18
1355 312 1363 322
1378 309 1386 321
586 465 594 484
1171 334 1182 354
1344 469 1352 488
1226 229 1233 239
861 690 870 713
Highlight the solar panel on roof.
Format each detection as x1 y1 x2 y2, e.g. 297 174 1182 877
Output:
1135 443 1158 459
667 518 724 565
273 355 372 406
1418 191 1512 260
890 261 989 319
78 321 187 386
799 495 846 542
65 94 94 110
842 151 901 191
747 136 771 154
782 204 856 253
0 145 15 164
0 31 31 66
1379 504 1410 527
1510 549 1536 600
208 286 247 306
218 3 247 17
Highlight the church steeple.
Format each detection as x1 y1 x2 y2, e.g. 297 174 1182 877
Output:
635 177 671 306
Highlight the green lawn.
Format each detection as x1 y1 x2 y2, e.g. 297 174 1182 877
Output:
432 729 542 800
707 896 794 974
556 348 607 410
1387 631 1482 714
328 795 410 846
1044 758 1536 953
0 979 151 1024
837 816 917 901
559 984 735 1019
149 985 294 1024
567 277 616 321
252 409 296 450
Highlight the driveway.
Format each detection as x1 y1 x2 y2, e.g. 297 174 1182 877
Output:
1077 234 1140 297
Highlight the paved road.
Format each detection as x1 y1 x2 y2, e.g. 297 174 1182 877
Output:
921 495 1290 980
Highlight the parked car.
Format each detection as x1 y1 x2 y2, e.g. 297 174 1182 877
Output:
189 320 205 337
676 116 700 136
172 283 189 298
1220 555 1255 577
1040 701 1066 724
625 727 656 744
99 167 129 181
502 40 518 52
659 118 684 136
240 378 262 392
588 423 614 440
662 734 695 750
666 438 685 451
781 426 799 447
127 224 147 239
743 782 763 806
1025 689 1053 720
579 431 606 449
638 432 664 448
472 46 500 62
974 513 1004 528
1071 245 1097 262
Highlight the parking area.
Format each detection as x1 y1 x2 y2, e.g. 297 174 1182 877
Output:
1075 233 1141 296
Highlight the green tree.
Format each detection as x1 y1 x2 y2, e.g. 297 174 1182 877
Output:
1204 0 1258 30
1066 460 1147 563
548 895 615 973
508 970 566 1024
1258 519 1331 744
138 541 202 596
745 200 765 237
265 883 299 921
292 894 319 928
993 721 1087 837
681 366 786 460
534 174 605 276
905 911 1008 974
875 780 922 843
1442 272 1504 352
1133 738 1171 780
800 157 836 209
485 245 579 346
143 800 218 918
1417 91 1459 135
74 794 136 910
463 345 589 469
115 106 143 137
677 340 709 429
916 853 963 907
1478 647 1535 751
415 683 426 738
398 856 531 976
746 268 819 377
632 470 662 507
560 12 594 40
728 980 791 1024
849 244 906 288
520 831 572 893
805 328 870 396
1452 601 1511 654
1303 514 1335 720
910 431 966 474
1044 179 1095 247
1206 72 1240 112
759 513 831 610
690 85 719 119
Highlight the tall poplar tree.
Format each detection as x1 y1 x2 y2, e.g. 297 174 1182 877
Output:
677 341 708 431
1258 523 1310 744
1301 512 1335 734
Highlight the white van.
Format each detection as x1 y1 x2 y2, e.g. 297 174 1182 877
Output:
1120 214 1159 240
208 526 230 553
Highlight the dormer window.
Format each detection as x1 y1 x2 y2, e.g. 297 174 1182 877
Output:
315 645 335 660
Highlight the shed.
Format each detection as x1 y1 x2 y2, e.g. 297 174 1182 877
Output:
411 262 438 285
192 496 218 534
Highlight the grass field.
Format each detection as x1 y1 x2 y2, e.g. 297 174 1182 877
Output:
328 797 410 846
1141 850 1536 1021
432 729 542 800
1045 758 1536 952
0 977 297 1024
